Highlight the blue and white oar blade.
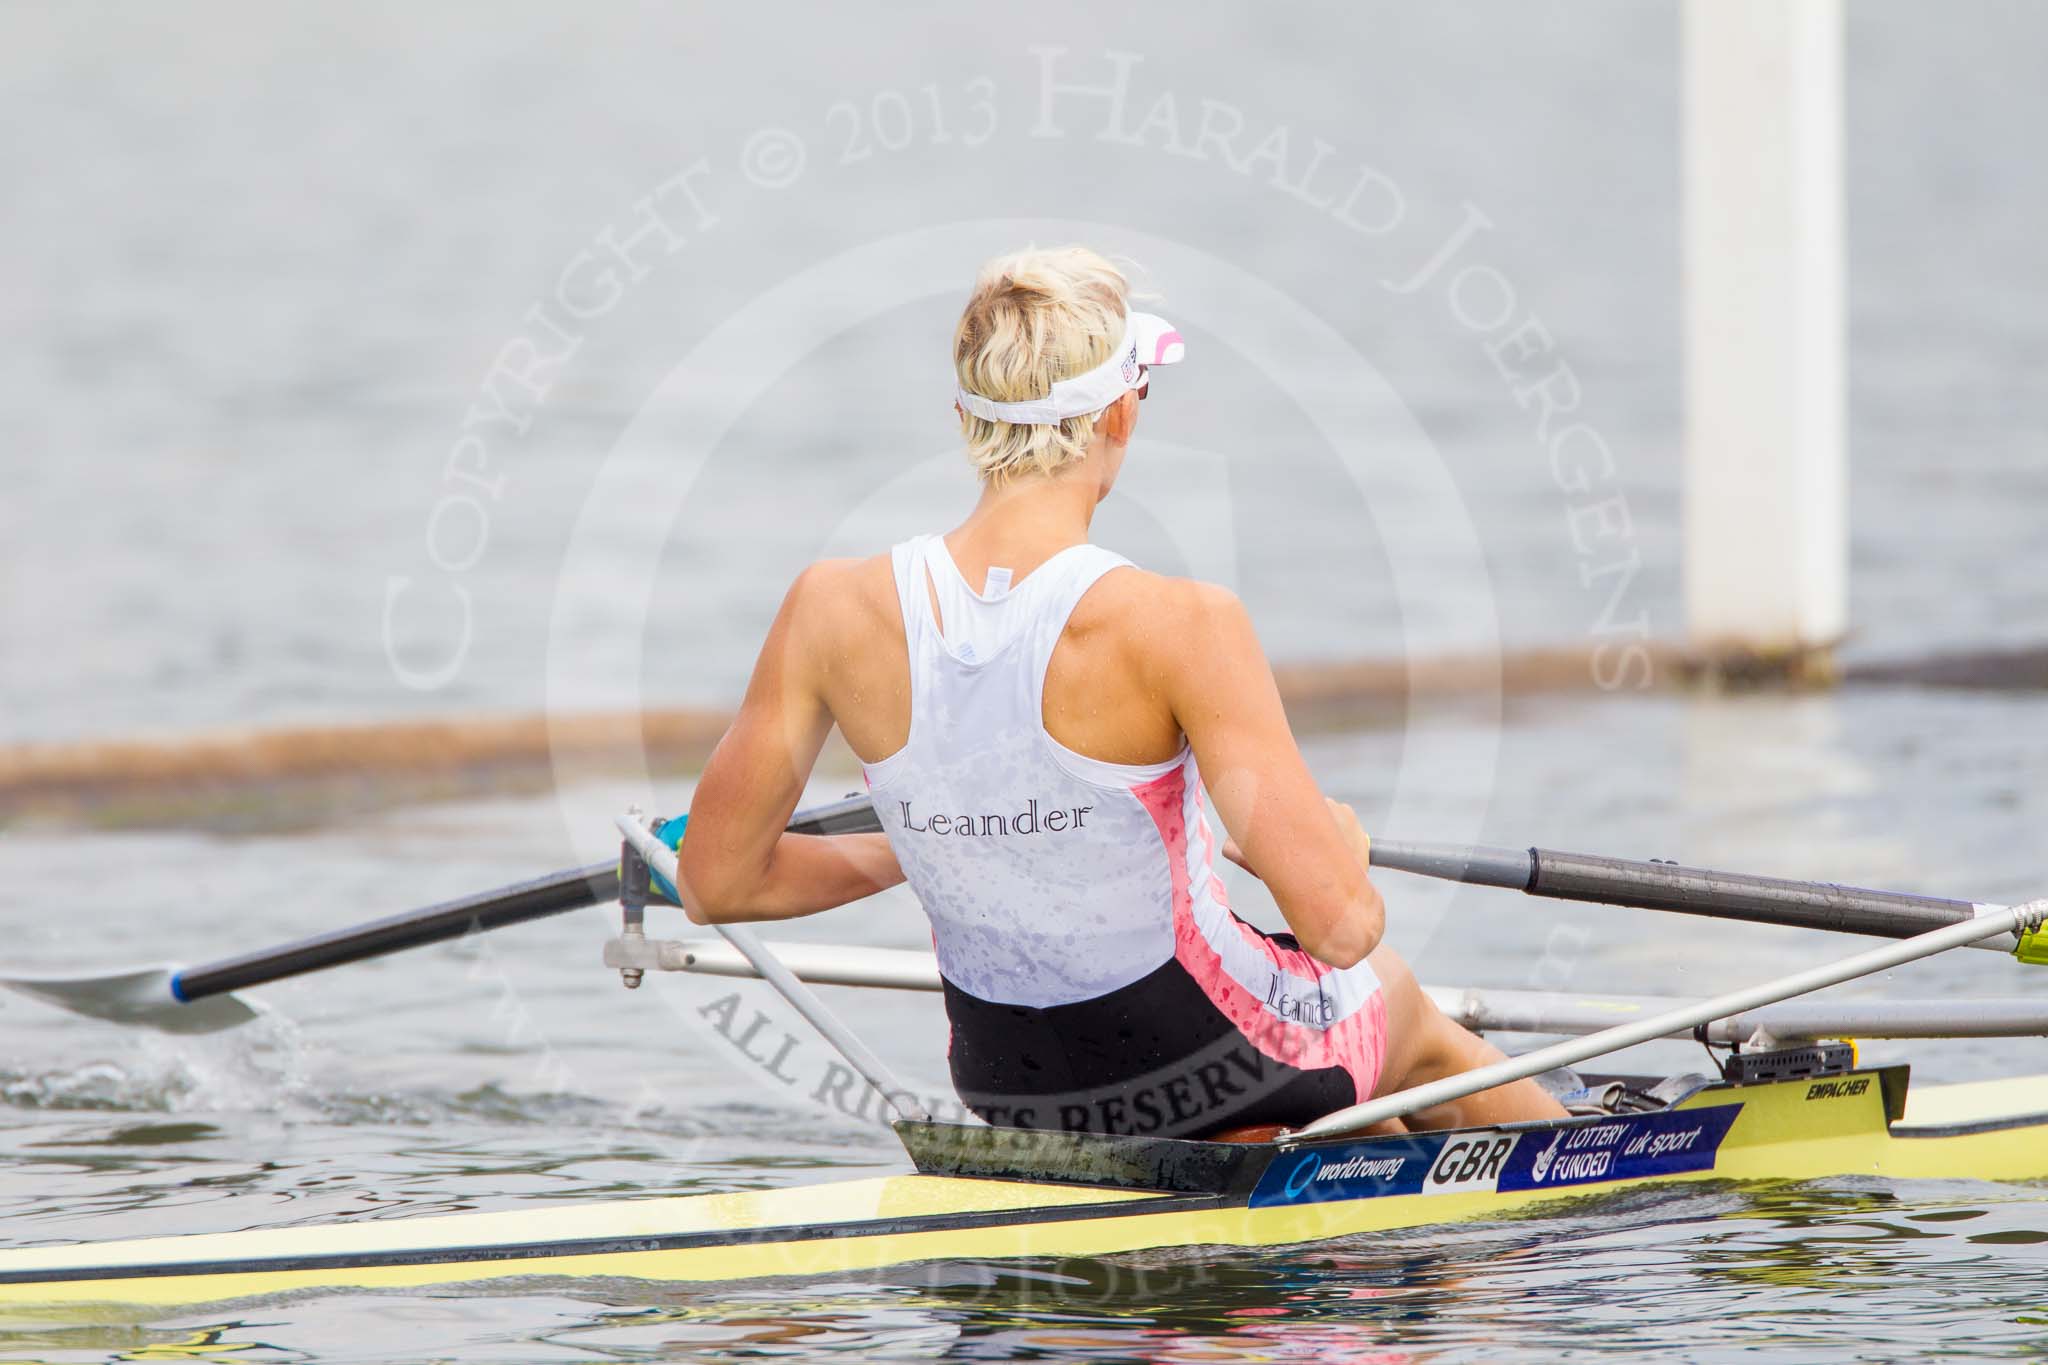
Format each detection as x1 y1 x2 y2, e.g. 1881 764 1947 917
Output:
0 966 259 1034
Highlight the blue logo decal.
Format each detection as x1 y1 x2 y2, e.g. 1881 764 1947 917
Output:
1281 1153 1322 1199
1496 1104 1741 1193
1249 1136 1434 1207
1247 1104 1744 1209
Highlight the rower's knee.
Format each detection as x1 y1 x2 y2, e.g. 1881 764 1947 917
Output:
1362 944 1567 1127
1367 943 1447 1044
1367 944 1503 1095
1365 944 1432 1093
1365 942 1420 1016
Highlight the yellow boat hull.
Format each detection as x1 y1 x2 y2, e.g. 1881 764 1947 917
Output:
2 1070 2043 1310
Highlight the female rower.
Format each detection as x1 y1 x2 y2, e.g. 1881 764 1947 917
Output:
676 246 1566 1137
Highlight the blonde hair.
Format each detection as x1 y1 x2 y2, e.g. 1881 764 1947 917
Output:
952 246 1130 484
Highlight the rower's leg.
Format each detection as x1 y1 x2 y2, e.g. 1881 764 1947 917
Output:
1367 944 1568 1129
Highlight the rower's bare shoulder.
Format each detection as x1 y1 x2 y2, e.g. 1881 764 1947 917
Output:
1081 570 1259 672
784 554 900 645
787 552 892 597
1084 569 1249 630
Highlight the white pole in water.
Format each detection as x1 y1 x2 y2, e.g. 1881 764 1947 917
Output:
614 812 933 1124
1287 898 2048 1141
1682 0 1846 671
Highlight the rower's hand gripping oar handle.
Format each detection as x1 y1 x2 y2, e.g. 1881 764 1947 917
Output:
634 794 886 906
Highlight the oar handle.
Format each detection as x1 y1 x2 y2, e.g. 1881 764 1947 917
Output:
1369 840 1532 889
172 793 886 1003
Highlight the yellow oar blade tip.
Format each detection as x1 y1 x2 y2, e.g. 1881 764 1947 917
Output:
2010 899 2048 966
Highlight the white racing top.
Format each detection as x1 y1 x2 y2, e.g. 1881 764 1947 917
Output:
862 534 1387 1092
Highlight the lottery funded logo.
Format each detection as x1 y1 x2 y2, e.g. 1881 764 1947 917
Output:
1498 1105 1744 1193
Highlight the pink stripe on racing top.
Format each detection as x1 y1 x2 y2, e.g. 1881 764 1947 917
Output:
1130 766 1387 1099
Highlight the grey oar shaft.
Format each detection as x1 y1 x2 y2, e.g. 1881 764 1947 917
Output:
614 814 932 1124
1369 839 2017 952
1289 897 2048 1140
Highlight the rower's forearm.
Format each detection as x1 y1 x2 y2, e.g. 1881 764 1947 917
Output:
1290 880 1386 970
684 832 904 924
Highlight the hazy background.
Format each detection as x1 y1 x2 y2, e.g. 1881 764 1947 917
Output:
3 1 2043 742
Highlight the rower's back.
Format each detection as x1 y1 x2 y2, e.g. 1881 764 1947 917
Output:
863 531 1180 1000
855 530 1388 1137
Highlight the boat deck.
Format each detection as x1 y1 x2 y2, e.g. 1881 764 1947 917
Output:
1897 1071 2048 1131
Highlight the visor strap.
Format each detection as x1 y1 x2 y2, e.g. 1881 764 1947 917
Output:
957 318 1140 424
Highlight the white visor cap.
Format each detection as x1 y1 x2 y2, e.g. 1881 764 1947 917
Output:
956 311 1185 425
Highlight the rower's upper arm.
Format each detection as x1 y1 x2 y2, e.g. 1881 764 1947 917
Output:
1149 580 1380 965
680 561 843 905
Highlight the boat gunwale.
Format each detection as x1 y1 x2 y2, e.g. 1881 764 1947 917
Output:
0 1191 1227 1287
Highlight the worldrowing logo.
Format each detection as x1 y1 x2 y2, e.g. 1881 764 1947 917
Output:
1278 1148 1412 1201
